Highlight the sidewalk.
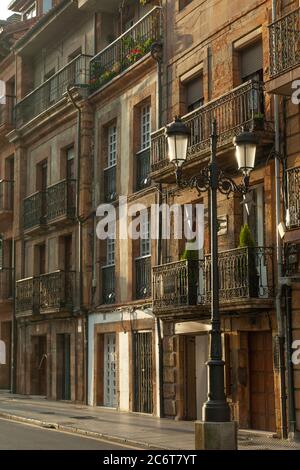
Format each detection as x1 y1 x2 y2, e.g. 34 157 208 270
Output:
0 392 299 450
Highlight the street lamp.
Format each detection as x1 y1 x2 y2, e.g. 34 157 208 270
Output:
165 116 258 446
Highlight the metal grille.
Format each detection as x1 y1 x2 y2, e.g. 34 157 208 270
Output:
104 165 117 202
90 7 162 91
151 80 267 172
23 191 47 231
269 8 300 77
0 180 14 212
135 256 151 299
102 265 115 304
15 54 91 128
287 166 300 228
0 95 15 127
136 148 151 190
133 331 153 414
0 268 14 300
47 179 76 222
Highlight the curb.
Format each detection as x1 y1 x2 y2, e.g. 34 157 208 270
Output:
0 412 172 450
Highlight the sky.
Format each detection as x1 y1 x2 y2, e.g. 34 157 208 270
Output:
0 1 12 20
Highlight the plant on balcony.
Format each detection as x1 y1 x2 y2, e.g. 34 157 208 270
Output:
252 112 265 131
238 224 259 298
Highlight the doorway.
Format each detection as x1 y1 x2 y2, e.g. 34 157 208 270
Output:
30 336 47 396
133 331 153 414
249 331 276 431
103 333 117 408
56 334 71 400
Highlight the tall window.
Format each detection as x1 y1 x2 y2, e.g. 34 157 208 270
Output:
106 237 115 266
42 0 52 14
108 125 117 167
141 105 151 150
140 212 151 257
66 147 75 179
185 75 204 112
240 40 263 83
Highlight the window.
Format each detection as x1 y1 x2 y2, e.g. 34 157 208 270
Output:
107 237 115 266
24 3 37 20
42 0 52 14
44 68 56 104
66 147 75 179
179 0 193 11
68 47 82 62
108 125 117 167
185 75 204 112
0 235 3 270
140 212 151 257
240 40 263 83
141 105 151 150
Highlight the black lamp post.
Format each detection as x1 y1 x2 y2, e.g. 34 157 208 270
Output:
165 116 258 423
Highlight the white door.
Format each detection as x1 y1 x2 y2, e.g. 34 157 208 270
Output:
104 333 117 408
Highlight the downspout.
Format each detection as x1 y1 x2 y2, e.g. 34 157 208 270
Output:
66 85 84 402
284 283 297 438
272 0 287 439
10 238 16 394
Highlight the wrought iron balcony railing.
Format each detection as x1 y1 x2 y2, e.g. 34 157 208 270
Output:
0 95 15 128
47 179 76 223
90 6 162 92
0 180 14 213
136 148 151 191
269 8 300 78
104 166 117 202
287 166 300 228
151 80 267 172
16 271 75 315
0 268 14 300
135 255 151 299
23 190 47 231
152 247 274 309
39 271 76 312
16 277 39 315
102 265 115 304
15 54 91 128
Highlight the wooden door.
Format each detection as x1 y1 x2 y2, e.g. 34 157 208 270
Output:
31 336 47 396
184 336 196 420
249 332 276 431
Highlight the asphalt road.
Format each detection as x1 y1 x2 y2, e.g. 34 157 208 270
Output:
0 418 132 450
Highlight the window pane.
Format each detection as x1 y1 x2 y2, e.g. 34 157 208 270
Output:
141 105 151 150
108 125 117 167
43 0 52 14
140 212 150 256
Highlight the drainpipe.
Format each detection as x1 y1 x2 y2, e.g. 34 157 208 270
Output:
283 282 297 438
151 41 164 418
10 238 16 394
272 0 287 439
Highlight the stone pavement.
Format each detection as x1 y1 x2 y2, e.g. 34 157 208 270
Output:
0 392 299 450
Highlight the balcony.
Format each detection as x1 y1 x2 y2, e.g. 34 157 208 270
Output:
0 268 14 301
15 54 91 128
90 6 162 92
152 247 274 318
103 166 117 202
47 179 76 225
151 80 273 182
0 95 15 132
23 191 47 234
0 180 14 223
136 148 151 191
268 8 300 95
287 166 300 229
16 271 76 317
135 256 151 300
102 265 115 304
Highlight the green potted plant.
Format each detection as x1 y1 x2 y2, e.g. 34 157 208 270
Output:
252 112 265 131
238 224 259 298
180 248 199 304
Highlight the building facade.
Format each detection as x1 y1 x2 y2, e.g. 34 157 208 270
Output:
0 0 298 438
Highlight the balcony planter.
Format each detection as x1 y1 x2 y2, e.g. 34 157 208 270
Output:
239 224 259 298
252 113 265 131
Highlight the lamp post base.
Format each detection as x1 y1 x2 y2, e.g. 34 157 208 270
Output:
195 421 238 450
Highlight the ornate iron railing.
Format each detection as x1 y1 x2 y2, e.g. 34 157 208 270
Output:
23 191 47 231
39 271 75 311
152 259 203 308
151 80 266 172
205 247 274 302
0 95 15 127
0 180 14 212
269 8 300 77
104 166 117 202
102 265 115 304
0 268 14 300
15 54 91 128
136 148 151 191
287 166 300 228
152 247 274 309
135 256 152 299
16 277 39 315
90 6 162 91
47 179 76 222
